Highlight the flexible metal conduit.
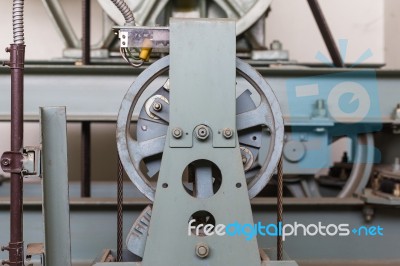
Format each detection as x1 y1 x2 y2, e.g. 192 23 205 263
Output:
110 0 135 25
13 0 24 44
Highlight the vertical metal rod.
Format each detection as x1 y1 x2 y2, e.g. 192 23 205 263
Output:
81 121 91 197
117 156 124 261
3 43 25 266
307 0 344 67
82 0 91 65
277 157 283 261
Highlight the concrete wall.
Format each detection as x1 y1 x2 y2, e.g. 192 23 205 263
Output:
266 0 384 65
385 0 400 68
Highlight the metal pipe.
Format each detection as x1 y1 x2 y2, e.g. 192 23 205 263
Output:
307 0 344 67
82 0 91 65
41 0 80 48
1 1 27 264
81 122 91 197
81 0 91 196
7 44 25 266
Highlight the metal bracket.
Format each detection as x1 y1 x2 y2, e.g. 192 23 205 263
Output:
115 26 170 52
1 151 23 174
0 147 41 177
21 147 41 178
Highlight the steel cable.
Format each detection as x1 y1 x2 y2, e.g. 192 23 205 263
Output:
277 156 283 260
117 156 124 262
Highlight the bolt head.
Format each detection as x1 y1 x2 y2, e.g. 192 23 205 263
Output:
223 128 233 139
196 243 209 258
172 128 183 139
152 102 162 112
270 40 283 50
1 158 10 166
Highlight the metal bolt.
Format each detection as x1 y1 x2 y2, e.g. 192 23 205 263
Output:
172 128 183 139
242 156 247 164
195 243 209 258
363 206 374 223
141 125 147 131
1 159 10 166
316 99 325 109
314 99 327 118
152 102 162 112
222 128 233 139
270 40 282 51
195 125 209 140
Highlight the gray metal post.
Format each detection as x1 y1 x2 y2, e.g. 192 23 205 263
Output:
40 107 72 266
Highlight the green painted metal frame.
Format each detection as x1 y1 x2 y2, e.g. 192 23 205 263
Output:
142 19 260 265
40 106 72 266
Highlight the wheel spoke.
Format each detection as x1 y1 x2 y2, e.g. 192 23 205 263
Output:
236 102 273 131
128 135 166 163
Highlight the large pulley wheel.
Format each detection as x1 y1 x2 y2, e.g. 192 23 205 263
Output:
117 56 283 201
98 0 272 36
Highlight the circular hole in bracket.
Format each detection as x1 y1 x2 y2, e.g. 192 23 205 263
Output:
182 160 222 199
236 182 242 188
162 183 168 188
188 210 216 237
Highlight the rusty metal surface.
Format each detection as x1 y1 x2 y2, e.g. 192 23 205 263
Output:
1 43 26 266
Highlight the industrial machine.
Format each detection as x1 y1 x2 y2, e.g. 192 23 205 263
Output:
1 0 400 266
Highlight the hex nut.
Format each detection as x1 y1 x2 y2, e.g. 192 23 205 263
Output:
195 125 209 140
195 243 209 258
222 128 233 139
172 128 183 139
